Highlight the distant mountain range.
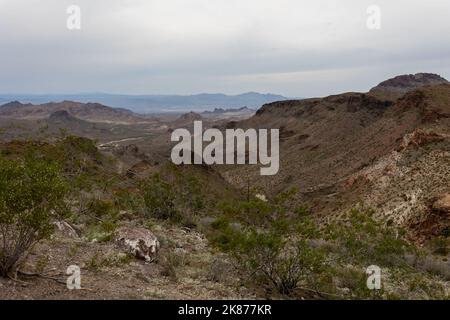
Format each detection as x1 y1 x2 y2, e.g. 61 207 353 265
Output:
0 100 149 124
0 92 289 114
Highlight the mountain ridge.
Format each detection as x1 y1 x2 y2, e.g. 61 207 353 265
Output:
0 100 150 124
0 92 290 113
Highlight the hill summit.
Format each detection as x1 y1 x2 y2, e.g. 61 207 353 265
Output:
370 73 448 96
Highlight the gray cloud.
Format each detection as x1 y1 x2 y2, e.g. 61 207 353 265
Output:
0 0 449 97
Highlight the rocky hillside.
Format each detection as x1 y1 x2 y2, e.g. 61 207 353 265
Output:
221 75 450 242
0 100 150 124
369 73 449 100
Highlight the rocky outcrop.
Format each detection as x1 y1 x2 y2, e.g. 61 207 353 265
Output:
115 226 160 262
400 129 447 150
370 73 448 95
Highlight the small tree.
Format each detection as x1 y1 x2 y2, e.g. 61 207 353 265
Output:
210 213 326 296
0 154 68 276
233 230 325 295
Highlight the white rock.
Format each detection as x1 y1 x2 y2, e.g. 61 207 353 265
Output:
255 194 268 202
115 226 160 262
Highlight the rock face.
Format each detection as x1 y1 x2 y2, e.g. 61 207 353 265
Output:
400 129 447 150
115 226 160 262
370 73 448 95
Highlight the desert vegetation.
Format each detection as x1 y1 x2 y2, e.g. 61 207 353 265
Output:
0 135 448 299
0 152 68 276
0 74 449 299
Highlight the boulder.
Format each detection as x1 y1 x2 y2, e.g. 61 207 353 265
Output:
115 226 160 262
432 193 450 215
255 194 268 202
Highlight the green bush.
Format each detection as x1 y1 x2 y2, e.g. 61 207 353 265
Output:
210 213 326 296
142 174 180 221
114 188 145 213
324 209 412 267
236 232 325 295
427 237 449 256
209 198 441 299
89 199 117 218
0 154 68 276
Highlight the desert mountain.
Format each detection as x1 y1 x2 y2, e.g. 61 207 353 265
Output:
177 111 203 122
0 92 289 113
48 110 82 123
0 100 150 124
221 74 450 242
169 112 204 129
201 106 256 120
369 73 449 100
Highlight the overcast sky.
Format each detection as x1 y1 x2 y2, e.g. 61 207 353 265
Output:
1 0 450 97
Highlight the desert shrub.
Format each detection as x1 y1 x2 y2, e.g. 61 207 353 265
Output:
207 257 234 283
86 250 132 271
179 174 205 210
159 250 187 281
209 216 242 251
82 198 119 242
324 208 412 267
210 193 329 296
406 273 447 298
89 198 117 219
332 266 385 299
416 255 450 280
85 220 118 243
236 231 325 295
216 197 280 228
210 199 438 299
294 205 311 217
0 154 68 276
442 227 450 238
427 237 449 256
114 188 145 214
51 136 103 174
57 135 101 162
211 213 326 296
142 174 180 221
0 136 113 193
